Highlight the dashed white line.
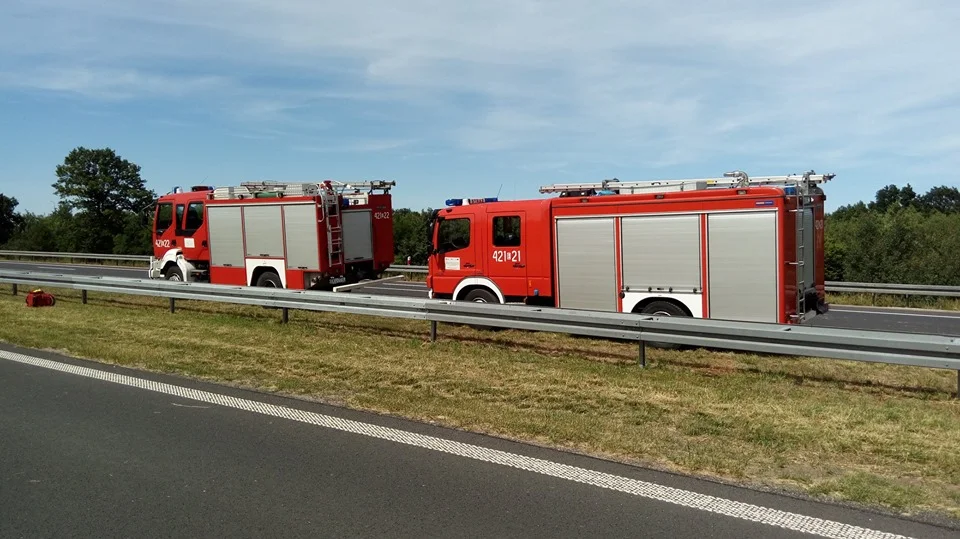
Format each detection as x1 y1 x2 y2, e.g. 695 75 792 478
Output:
0 350 913 539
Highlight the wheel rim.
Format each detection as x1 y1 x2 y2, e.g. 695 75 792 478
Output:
652 310 671 316
168 274 181 282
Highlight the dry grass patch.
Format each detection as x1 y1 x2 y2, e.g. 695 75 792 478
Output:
2 286 959 522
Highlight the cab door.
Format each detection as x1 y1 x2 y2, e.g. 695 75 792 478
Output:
153 201 177 256
177 199 209 261
484 211 527 297
431 212 480 296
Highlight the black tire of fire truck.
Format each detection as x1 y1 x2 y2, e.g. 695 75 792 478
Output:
636 300 690 350
254 271 284 310
255 271 283 288
461 288 504 332
163 266 184 281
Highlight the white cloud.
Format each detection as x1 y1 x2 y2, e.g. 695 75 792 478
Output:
1 0 959 196
293 138 416 153
0 66 227 100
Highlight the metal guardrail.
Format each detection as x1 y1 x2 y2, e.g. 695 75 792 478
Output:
1 269 958 397
825 281 960 297
384 264 428 274
3 250 960 297
0 250 150 262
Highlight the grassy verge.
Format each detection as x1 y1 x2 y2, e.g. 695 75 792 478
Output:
2 286 959 522
828 292 960 311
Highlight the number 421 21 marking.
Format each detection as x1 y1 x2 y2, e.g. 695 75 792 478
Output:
492 250 520 263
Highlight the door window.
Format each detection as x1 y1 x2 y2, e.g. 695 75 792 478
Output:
492 215 521 246
155 203 173 235
175 204 185 232
183 202 204 235
437 217 471 253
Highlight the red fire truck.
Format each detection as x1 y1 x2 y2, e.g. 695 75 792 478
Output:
426 170 832 324
149 179 396 290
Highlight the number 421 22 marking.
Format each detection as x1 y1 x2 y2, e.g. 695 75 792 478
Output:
492 250 520 263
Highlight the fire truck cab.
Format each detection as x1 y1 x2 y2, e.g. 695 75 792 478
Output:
426 170 832 325
149 179 396 290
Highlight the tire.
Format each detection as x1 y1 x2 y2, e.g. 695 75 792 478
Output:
255 271 283 310
255 271 283 288
639 300 687 318
638 300 689 350
164 266 184 281
464 288 497 303
462 288 500 331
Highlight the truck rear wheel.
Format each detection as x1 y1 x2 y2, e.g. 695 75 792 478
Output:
638 300 689 350
256 271 283 288
639 300 687 318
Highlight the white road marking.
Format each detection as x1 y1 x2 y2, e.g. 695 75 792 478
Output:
33 264 77 271
0 350 912 539
831 308 960 320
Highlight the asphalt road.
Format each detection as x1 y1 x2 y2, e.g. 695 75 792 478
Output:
0 260 148 280
2 344 954 539
4 260 960 336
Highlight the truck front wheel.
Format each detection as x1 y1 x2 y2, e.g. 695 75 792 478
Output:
463 288 497 303
164 266 184 281
461 288 500 331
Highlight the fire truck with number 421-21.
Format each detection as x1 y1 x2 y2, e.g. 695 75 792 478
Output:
426 170 832 325
149 179 396 290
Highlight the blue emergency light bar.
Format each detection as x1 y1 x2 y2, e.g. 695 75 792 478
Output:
445 197 498 206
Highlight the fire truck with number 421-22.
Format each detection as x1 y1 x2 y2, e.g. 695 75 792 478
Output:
426 170 832 325
149 179 396 290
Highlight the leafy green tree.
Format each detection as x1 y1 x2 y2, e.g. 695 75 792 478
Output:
392 208 434 265
52 147 156 253
918 186 960 214
3 212 56 251
0 193 23 246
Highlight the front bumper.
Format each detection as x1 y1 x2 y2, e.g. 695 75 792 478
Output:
148 257 163 279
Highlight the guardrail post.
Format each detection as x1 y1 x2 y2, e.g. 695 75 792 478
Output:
282 307 289 324
81 290 87 304
11 283 16 296
638 340 646 368
956 371 959 400
430 320 438 342
169 298 176 313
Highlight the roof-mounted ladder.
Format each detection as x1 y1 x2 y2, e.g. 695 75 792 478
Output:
212 179 396 200
539 170 835 197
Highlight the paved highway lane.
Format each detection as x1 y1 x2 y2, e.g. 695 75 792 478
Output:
807 305 960 337
0 260 148 279
6 260 960 335
1 344 954 539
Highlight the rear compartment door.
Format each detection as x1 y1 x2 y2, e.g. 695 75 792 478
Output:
484 211 527 297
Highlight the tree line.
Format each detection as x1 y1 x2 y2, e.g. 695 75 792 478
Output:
2 147 959 284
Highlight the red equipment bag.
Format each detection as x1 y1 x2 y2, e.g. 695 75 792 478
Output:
25 288 56 307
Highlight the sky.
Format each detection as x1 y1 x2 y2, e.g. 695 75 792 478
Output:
1 0 959 215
